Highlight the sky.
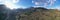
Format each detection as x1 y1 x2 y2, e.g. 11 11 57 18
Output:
0 0 60 9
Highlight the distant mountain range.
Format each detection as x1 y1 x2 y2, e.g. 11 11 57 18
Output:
0 4 60 20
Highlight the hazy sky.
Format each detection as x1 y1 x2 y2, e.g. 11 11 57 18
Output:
0 0 60 9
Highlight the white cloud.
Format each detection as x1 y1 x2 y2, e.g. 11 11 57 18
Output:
43 1 48 7
32 1 34 3
13 0 19 3
35 2 40 5
5 2 17 9
49 0 56 6
0 0 19 3
32 0 57 7
0 0 21 9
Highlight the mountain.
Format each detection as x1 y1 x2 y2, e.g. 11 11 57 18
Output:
0 4 60 20
15 7 49 20
0 4 9 20
16 7 60 20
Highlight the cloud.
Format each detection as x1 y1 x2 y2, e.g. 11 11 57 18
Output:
5 2 17 9
32 0 57 7
0 0 21 9
49 0 56 6
32 1 34 3
35 2 40 5
13 0 19 3
0 0 19 3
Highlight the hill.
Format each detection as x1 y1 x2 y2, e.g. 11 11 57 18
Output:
16 7 60 20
